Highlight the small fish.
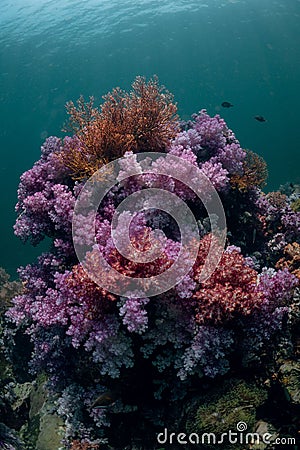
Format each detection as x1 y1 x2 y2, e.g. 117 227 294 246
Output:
252 228 257 244
254 115 267 122
90 390 119 409
221 101 233 108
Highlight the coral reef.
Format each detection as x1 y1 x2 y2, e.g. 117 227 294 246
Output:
2 78 300 448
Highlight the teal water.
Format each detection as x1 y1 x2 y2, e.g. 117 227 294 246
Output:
1 0 300 276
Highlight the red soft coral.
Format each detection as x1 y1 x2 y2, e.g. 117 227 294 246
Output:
193 234 265 324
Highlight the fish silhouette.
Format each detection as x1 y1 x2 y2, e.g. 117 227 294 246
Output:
254 115 267 122
90 390 119 409
221 101 233 108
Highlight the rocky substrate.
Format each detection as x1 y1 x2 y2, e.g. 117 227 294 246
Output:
1 269 300 450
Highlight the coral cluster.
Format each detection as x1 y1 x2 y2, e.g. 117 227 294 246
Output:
0 269 25 449
276 242 300 278
4 77 300 448
231 148 268 190
61 76 179 180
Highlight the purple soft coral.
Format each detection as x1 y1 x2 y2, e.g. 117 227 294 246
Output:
7 81 300 445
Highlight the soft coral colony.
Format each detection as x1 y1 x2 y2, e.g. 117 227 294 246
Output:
7 77 300 447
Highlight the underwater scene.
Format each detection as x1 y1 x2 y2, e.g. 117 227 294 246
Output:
1 1 300 449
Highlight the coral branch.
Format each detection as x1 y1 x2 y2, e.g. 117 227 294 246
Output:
60 76 179 180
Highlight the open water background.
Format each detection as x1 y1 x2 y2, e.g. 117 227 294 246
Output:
0 0 300 276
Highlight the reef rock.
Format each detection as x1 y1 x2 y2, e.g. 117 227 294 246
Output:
20 379 64 450
249 420 279 449
279 360 300 404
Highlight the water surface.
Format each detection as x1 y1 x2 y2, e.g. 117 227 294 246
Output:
1 0 299 275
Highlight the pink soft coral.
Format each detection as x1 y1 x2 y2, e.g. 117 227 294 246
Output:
193 235 264 324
